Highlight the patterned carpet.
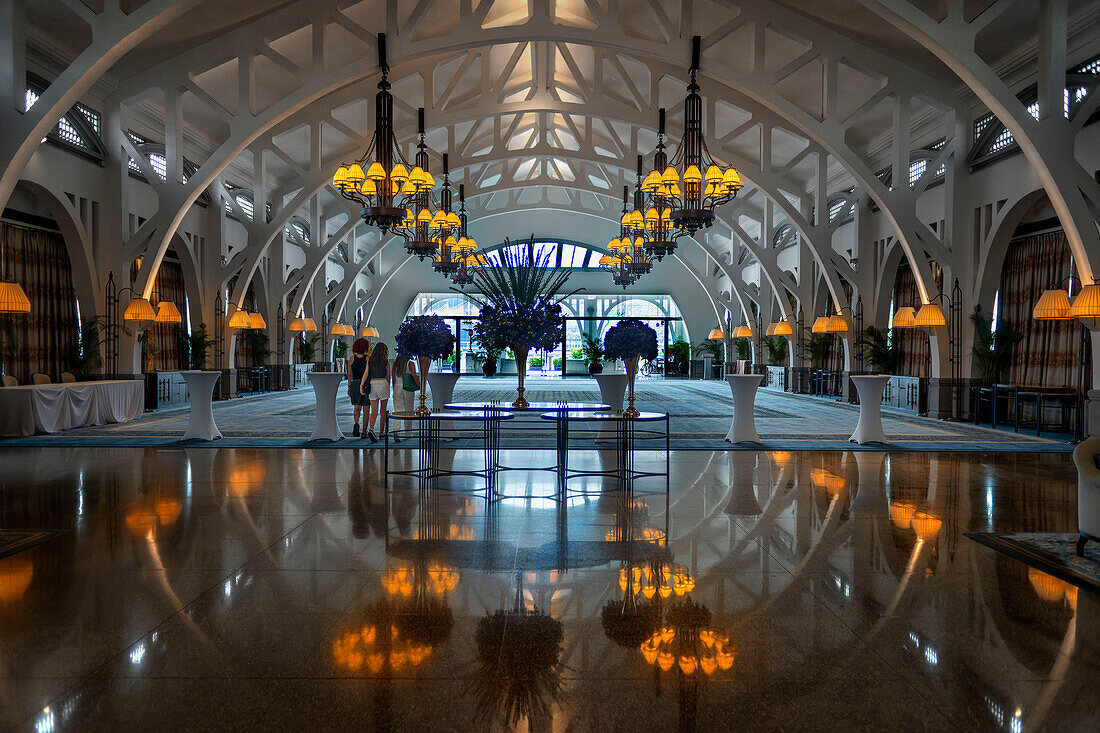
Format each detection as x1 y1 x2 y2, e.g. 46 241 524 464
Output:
0 376 1076 451
966 532 1100 594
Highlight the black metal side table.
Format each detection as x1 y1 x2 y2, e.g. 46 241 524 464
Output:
384 410 514 493
540 411 669 495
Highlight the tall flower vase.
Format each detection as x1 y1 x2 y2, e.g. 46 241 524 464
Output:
416 356 432 416
512 344 529 408
623 357 639 418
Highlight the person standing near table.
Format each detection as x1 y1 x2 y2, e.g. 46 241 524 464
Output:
389 356 419 442
360 342 390 442
347 338 370 437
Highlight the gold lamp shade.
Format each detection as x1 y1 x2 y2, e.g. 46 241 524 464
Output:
362 326 380 338
765 322 779 336
890 306 917 329
889 501 915 530
0 281 31 313
707 327 724 340
811 316 830 334
1032 289 1072 320
1069 283 1100 324
248 312 267 330
825 315 848 334
771 320 793 337
154 301 182 324
288 316 307 332
330 322 347 336
914 303 946 328
123 297 157 322
303 317 318 332
910 511 942 541
1028 568 1069 603
732 324 753 338
227 309 252 329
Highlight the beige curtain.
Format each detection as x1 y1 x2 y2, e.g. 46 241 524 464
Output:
1 221 78 383
999 230 1078 387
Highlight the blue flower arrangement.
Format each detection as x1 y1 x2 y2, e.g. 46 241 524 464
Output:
603 318 658 361
395 315 455 360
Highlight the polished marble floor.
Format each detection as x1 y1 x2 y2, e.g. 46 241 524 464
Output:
0 446 1096 731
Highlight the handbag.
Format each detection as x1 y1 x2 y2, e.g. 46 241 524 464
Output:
402 373 418 392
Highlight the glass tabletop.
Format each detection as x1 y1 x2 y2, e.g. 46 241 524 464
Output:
445 401 610 411
538 411 667 421
388 410 515 420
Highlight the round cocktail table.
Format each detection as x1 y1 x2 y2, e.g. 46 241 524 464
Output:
180 370 222 441
724 374 764 443
307 372 346 442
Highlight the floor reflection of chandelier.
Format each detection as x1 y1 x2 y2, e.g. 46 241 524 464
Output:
619 561 695 600
641 36 743 253
639 598 734 676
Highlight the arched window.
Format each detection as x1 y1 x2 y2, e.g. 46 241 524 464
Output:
481 239 606 268
771 222 797 248
25 76 106 161
125 133 208 204
286 217 310 246
969 55 1098 165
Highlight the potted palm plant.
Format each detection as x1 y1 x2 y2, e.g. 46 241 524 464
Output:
970 305 1022 384
187 323 216 370
854 325 902 375
581 332 604 375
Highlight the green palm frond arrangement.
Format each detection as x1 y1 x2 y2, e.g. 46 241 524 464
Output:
454 236 582 351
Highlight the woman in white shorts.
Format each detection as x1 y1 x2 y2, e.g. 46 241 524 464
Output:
359 342 390 442
390 356 419 442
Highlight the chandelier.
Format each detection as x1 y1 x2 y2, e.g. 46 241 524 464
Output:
331 34 441 238
602 188 639 290
620 156 655 278
642 36 743 245
434 182 477 278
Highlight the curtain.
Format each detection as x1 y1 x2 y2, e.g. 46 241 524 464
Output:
1 222 78 384
894 263 928 377
998 230 1078 387
149 259 187 371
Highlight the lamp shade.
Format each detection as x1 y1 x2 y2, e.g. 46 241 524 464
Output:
765 322 778 336
1070 283 1100 322
914 303 946 328
707 327 724 340
732 324 753 338
288 316 307 332
0 281 31 313
362 326 380 338
910 511 942 541
825 315 848 334
249 312 267 330
154 301 182 324
330 322 347 336
890 306 916 329
303 317 317 332
227 309 252 329
1032 288 1072 320
811 316 829 334
123 297 156 322
771 320 793 337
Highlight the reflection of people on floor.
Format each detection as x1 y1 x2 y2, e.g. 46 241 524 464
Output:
347 453 387 539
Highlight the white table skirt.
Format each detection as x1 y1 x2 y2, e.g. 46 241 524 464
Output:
0 379 144 437
724 374 764 443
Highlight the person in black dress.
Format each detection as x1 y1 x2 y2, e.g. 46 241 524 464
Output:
347 337 370 437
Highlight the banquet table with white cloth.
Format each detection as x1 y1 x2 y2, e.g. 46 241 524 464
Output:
0 379 144 437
